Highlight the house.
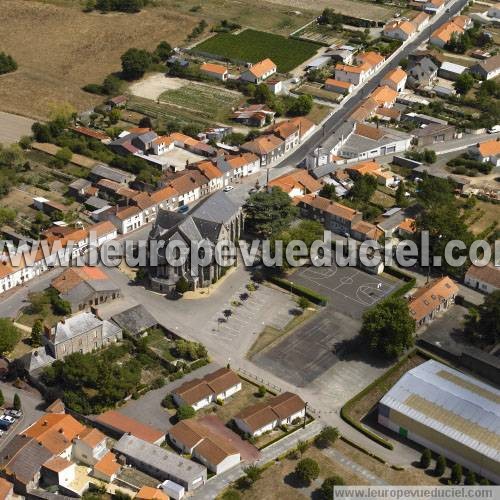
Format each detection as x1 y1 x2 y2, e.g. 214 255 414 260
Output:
72 427 108 466
398 218 416 238
370 85 398 108
148 192 244 294
43 311 123 361
381 67 407 92
241 134 284 166
355 51 385 74
32 197 68 216
430 19 465 48
41 457 76 490
90 163 135 185
412 123 457 146
422 0 445 14
166 171 210 207
324 78 354 94
234 392 306 437
0 478 13 500
468 138 500 167
152 135 176 156
70 126 111 143
93 451 121 483
172 368 241 410
411 11 430 31
408 276 459 327
105 205 144 234
268 170 322 197
470 54 500 80
375 106 402 122
438 61 467 81
465 263 500 294
339 123 411 159
51 266 120 313
111 304 158 337
334 64 368 86
169 419 240 474
346 159 396 187
240 58 277 84
383 19 416 41
350 97 379 122
326 47 354 65
350 220 383 241
269 117 314 152
232 104 275 128
113 434 207 491
95 411 166 445
295 194 362 236
222 152 261 181
265 78 283 95
107 95 127 108
200 62 228 81
136 486 169 500
159 480 185 500
191 160 224 192
68 179 93 200
407 57 439 87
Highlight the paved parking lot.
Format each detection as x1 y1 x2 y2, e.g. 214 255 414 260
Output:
254 265 401 387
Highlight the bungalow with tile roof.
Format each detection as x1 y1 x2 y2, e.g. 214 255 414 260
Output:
70 126 111 144
295 193 362 236
51 266 120 313
381 67 407 92
234 392 306 437
468 138 500 167
240 58 277 84
346 159 397 186
268 170 322 197
398 217 416 238
241 134 285 166
169 419 240 474
200 62 229 81
334 63 369 86
370 85 398 108
324 78 354 95
152 135 176 156
350 220 384 242
93 451 121 483
465 263 500 294
355 51 385 75
383 19 417 41
408 276 459 327
172 368 241 410
136 486 169 500
430 16 471 48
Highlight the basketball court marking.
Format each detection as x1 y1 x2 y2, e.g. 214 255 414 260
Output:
300 265 337 280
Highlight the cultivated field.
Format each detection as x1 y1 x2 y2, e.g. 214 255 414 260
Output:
0 0 197 119
194 29 320 72
0 112 35 145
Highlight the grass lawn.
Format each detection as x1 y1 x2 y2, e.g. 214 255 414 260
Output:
146 328 176 362
306 103 331 124
466 199 500 237
159 82 243 123
371 188 396 209
194 29 320 72
296 83 342 103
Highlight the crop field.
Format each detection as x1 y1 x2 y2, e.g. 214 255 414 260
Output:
159 82 243 122
194 29 320 72
295 24 349 46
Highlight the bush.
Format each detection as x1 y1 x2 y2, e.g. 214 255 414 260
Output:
451 463 462 484
176 276 190 294
435 455 446 476
151 377 165 389
297 296 311 310
221 490 241 500
319 475 345 499
0 52 17 75
314 426 339 449
268 276 327 306
257 385 267 397
420 448 431 469
82 83 104 95
177 404 195 420
161 394 175 409
295 458 320 485
464 471 476 485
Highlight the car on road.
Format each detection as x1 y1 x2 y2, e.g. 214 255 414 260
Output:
223 185 234 192
487 125 500 133
177 205 189 214
248 187 258 194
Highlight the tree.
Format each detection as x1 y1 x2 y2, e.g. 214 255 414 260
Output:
109 108 121 125
319 475 345 499
121 48 152 80
257 385 267 397
435 455 446 476
314 426 339 449
102 74 122 96
31 319 43 348
138 117 153 129
319 183 338 201
13 393 21 411
298 296 310 311
295 458 320 485
0 207 16 226
176 404 195 420
176 276 189 294
0 319 20 356
464 471 476 485
243 464 261 484
253 84 273 105
350 174 377 203
154 41 173 61
0 52 17 75
0 390 4 407
55 147 73 165
287 94 313 117
451 463 462 484
465 290 500 344
361 297 415 358
420 448 431 469
296 439 309 457
395 181 406 206
244 187 298 238
454 72 475 95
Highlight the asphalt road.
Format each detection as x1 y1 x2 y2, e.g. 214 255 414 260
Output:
276 0 468 169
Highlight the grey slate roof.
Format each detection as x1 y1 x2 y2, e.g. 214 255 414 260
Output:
111 305 158 336
309 163 337 179
85 196 110 210
91 163 135 184
69 179 92 191
191 190 241 225
21 348 56 373
113 434 206 485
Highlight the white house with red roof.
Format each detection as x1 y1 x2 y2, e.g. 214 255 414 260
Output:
240 58 277 84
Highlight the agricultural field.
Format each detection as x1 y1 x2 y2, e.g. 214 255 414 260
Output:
295 24 349 46
194 29 320 72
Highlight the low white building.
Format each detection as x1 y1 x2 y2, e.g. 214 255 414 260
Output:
200 63 229 81
41 458 76 489
240 58 277 84
468 138 500 167
465 263 500 293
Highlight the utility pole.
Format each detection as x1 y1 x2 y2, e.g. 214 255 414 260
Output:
303 402 308 429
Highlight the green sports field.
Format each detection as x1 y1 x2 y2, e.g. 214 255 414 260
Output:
193 29 319 72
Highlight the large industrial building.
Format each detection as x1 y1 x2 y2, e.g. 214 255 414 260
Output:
379 359 500 484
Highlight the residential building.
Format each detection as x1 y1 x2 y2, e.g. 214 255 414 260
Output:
379 359 500 484
172 368 241 410
295 194 362 236
234 392 306 437
334 64 368 85
430 18 466 48
269 170 322 197
68 179 93 200
89 164 135 185
408 276 459 327
95 411 166 445
350 220 383 241
136 486 169 500
346 159 396 186
113 434 207 491
421 0 445 14
41 457 76 490
51 266 120 313
468 138 500 167
465 263 500 293
269 117 315 152
70 126 111 143
43 311 123 361
221 152 261 181
105 205 144 234
169 419 240 474
350 97 379 122
438 61 467 80
370 85 398 108
241 134 284 166
398 218 416 238
152 135 176 156
470 54 500 80
107 95 127 108
111 304 158 337
355 51 385 75
375 106 402 122
72 427 108 466
411 11 430 31
0 478 13 500
324 78 354 94
93 452 121 483
380 67 407 92
383 19 416 40
240 58 277 84
191 160 224 192
200 62 228 81
166 171 210 206
407 57 438 87
412 123 457 146
265 78 283 94
232 104 275 128
148 191 244 295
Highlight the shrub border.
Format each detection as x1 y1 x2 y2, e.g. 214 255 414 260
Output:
267 276 328 306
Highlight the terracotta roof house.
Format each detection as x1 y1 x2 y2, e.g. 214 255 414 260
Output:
335 63 369 86
468 138 500 167
93 451 121 483
350 220 383 242
465 263 500 294
70 126 111 143
95 411 166 445
268 117 314 151
172 367 241 411
41 457 77 491
241 134 284 166
370 85 398 108
200 62 228 81
72 427 108 467
430 18 466 48
0 478 13 500
51 266 120 313
398 217 416 237
240 58 277 84
232 104 276 128
381 67 407 92
169 419 240 474
268 170 322 197
234 392 306 437
383 19 417 41
410 11 430 31
324 78 354 95
408 276 459 327
355 51 385 72
136 486 169 500
346 160 397 187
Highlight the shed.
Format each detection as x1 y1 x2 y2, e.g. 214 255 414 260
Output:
111 304 159 336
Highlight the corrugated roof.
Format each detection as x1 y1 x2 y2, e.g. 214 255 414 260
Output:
380 359 500 461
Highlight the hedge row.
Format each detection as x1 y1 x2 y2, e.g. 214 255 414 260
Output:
384 267 416 299
268 276 328 306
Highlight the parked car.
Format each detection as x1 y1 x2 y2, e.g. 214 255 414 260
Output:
223 185 234 192
5 409 22 419
0 415 15 425
487 125 500 133
177 205 189 214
